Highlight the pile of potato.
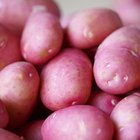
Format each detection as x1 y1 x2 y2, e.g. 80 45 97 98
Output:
0 0 140 140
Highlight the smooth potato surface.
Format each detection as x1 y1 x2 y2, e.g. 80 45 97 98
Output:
41 105 114 140
40 48 93 111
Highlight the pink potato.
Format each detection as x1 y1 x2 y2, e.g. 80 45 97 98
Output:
67 8 123 49
94 26 140 94
21 11 63 65
0 24 22 70
111 92 140 140
87 90 121 115
41 105 114 140
40 48 93 111
17 119 44 140
0 128 23 140
113 0 140 26
0 61 40 129
0 100 9 128
0 0 61 35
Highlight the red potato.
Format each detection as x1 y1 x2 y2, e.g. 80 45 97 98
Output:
0 61 40 129
0 100 9 128
94 26 140 94
0 0 61 35
41 105 114 140
67 8 123 49
21 11 63 65
17 119 44 140
0 128 23 140
111 92 140 140
87 91 121 115
0 24 22 70
40 48 93 111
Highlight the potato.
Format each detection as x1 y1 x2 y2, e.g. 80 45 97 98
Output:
111 92 140 140
17 119 44 140
21 11 63 65
113 0 140 26
0 0 61 35
0 100 9 128
94 26 140 94
0 128 23 140
67 8 123 49
0 61 40 129
41 105 114 140
87 90 121 115
40 48 93 111
0 24 22 70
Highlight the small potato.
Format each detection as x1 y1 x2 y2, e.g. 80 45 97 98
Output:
87 90 121 115
0 24 22 70
41 105 114 140
21 11 63 65
111 92 140 140
40 48 93 111
67 8 123 49
94 26 140 94
17 119 44 140
0 128 23 140
0 100 9 128
0 61 40 129
0 0 61 35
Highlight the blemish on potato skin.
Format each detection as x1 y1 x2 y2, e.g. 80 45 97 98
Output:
111 99 117 106
0 36 7 49
123 75 128 82
130 50 139 59
29 73 33 78
18 73 24 80
48 49 53 53
83 28 94 40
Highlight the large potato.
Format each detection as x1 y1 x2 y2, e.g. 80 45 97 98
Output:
0 0 61 35
67 8 123 49
41 105 114 140
111 92 140 140
40 48 93 111
21 11 63 65
0 61 40 129
94 26 140 94
0 24 22 70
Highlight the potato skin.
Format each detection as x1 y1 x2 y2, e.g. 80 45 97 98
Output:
0 25 22 70
113 0 140 26
21 11 63 65
17 119 44 140
87 91 121 115
41 105 114 140
0 128 22 140
111 93 140 140
67 8 123 49
0 100 9 128
94 26 140 94
0 61 40 129
40 48 93 111
0 0 61 35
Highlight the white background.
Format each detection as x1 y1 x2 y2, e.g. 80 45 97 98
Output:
55 0 113 16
